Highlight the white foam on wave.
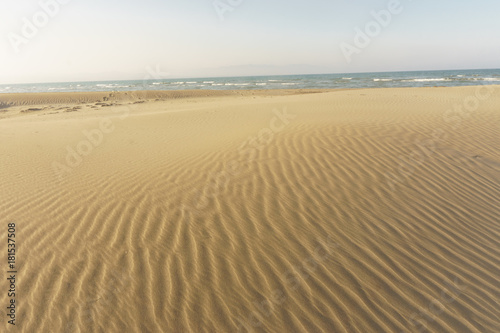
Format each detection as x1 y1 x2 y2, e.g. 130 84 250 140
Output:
373 79 392 82
342 78 352 80
256 83 267 86
281 83 298 85
402 78 448 82
203 81 215 84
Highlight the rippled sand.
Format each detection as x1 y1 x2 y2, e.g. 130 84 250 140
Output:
0 87 499 332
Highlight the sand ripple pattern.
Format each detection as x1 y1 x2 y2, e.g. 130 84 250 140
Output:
0 87 499 332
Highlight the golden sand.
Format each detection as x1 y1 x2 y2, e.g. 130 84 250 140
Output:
0 87 499 332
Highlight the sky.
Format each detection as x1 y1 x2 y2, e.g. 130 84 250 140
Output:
1 0 499 84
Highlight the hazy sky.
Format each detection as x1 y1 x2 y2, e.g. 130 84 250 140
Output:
1 0 499 84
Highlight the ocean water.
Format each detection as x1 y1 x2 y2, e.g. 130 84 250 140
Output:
1 69 500 94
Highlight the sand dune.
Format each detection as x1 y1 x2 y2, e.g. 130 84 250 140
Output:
0 86 499 332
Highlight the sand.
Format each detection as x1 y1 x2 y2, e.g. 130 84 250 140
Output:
0 86 499 332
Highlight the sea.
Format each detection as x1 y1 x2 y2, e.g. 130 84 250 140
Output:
1 69 499 94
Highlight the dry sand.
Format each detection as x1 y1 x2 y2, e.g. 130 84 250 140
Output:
0 87 499 332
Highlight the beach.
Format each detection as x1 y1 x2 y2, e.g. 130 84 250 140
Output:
0 86 499 332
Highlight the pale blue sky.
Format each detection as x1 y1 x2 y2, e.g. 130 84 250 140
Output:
1 0 499 84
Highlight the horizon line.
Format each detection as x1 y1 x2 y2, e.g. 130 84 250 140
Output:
2 67 499 86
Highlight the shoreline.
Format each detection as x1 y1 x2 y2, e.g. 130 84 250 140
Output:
0 89 337 109
1 85 499 108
